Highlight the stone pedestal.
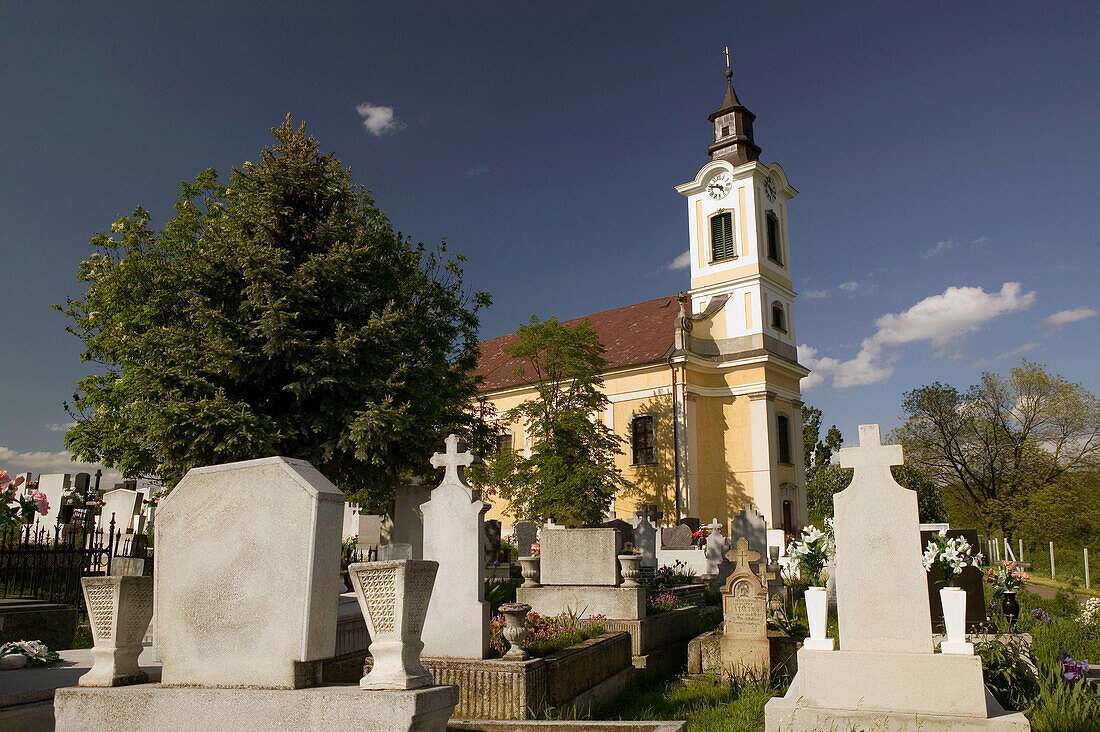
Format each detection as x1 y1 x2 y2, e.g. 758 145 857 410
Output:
517 585 645 620
54 683 459 732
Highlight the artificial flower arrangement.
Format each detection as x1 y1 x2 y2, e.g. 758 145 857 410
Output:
985 560 1028 598
1 470 49 525
786 520 834 588
529 541 540 557
620 541 640 556
0 640 61 668
921 528 982 585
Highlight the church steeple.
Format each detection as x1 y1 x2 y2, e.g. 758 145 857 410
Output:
707 52 761 166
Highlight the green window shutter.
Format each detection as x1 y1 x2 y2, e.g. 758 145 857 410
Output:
711 212 734 261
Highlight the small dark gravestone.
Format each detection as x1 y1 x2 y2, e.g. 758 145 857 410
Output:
681 517 701 532
720 537 773 678
597 518 634 548
920 528 986 630
661 524 694 549
485 519 504 564
514 521 538 558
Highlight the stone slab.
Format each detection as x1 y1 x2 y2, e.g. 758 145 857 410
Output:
541 528 621 586
765 676 1029 731
54 683 459 732
517 586 645 620
154 456 345 688
448 718 685 731
513 521 539 558
789 647 991 717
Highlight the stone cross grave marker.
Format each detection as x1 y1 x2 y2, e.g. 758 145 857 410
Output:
514 521 538 558
704 519 729 576
421 434 490 659
835 424 932 653
627 512 657 568
720 537 772 677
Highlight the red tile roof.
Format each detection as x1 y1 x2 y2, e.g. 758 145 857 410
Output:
475 295 679 392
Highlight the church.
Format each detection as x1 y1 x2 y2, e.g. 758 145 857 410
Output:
474 67 809 537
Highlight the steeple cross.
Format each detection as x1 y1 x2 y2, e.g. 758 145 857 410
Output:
724 46 731 71
838 424 904 481
431 433 474 486
725 536 760 574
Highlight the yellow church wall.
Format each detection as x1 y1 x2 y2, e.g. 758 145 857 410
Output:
690 393 754 529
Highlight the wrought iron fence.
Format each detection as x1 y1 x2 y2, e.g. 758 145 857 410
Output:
0 517 117 607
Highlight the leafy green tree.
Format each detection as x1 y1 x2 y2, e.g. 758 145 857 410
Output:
476 317 628 525
802 404 842 472
58 117 490 507
895 360 1100 538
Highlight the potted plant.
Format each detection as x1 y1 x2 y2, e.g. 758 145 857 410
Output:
922 529 982 654
0 470 27 530
691 527 710 548
787 521 834 650
618 542 642 587
519 541 540 588
986 560 1028 628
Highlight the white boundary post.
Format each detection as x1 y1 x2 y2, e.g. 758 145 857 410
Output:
1050 541 1056 579
1018 539 1024 563
1085 548 1091 590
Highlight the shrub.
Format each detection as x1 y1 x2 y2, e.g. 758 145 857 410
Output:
488 610 605 658
647 591 686 615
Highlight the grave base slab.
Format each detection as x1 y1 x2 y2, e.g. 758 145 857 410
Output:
765 678 1028 731
764 649 1030 731
54 682 459 732
517 585 645 620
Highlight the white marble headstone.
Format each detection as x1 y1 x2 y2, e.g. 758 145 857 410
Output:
420 435 490 659
154 457 344 688
101 488 141 534
834 424 932 654
36 473 70 523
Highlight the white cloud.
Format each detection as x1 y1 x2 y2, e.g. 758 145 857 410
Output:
666 250 691 271
1045 307 1098 327
465 164 489 178
356 102 405 136
799 282 1036 389
803 289 829 299
46 422 76 433
922 236 992 259
838 281 859 293
0 445 121 484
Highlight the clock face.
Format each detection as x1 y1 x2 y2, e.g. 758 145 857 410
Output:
706 172 733 200
764 177 777 203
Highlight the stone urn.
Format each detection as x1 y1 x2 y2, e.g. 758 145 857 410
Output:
78 575 154 687
349 559 438 690
1001 590 1020 629
618 553 642 587
803 586 835 651
939 586 972 654
519 556 541 588
498 602 531 660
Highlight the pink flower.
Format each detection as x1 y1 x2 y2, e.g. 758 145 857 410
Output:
0 470 9 484
32 490 50 515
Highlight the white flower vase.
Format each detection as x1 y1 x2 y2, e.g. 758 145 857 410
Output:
939 586 972 654
803 586 835 651
78 575 154 687
349 559 438 690
519 556 541 588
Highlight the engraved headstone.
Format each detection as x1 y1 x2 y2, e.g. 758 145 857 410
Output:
660 523 693 549
155 457 344 688
720 537 772 678
514 521 539 558
421 435 490 659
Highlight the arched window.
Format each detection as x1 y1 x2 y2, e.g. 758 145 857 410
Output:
771 301 786 332
710 212 735 262
766 211 782 264
777 414 792 464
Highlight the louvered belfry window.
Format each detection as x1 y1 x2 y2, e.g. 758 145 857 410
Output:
711 212 735 261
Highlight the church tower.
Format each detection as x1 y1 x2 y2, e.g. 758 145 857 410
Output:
671 60 809 536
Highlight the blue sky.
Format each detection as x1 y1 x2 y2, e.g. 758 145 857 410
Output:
2 2 1098 480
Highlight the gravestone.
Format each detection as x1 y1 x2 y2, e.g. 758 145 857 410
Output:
764 425 1028 730
101 488 141 534
704 519 730 576
720 537 772 678
731 506 767 558
484 519 505 564
154 457 344 688
597 517 635 546
541 527 620 586
636 503 663 524
660 524 693 549
391 477 432 560
920 528 986 629
421 435 490 659
357 514 382 550
681 517 701 532
342 502 361 540
36 473 70 523
513 521 538 558
627 512 657 568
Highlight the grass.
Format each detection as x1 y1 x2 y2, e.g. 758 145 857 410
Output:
1009 540 1096 588
598 672 777 732
1027 576 1100 599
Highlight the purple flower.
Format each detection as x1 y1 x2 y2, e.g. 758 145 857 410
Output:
1030 608 1051 624
1059 651 1091 685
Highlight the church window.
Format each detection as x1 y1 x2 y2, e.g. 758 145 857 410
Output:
771 301 786 332
710 212 736 262
495 432 514 453
631 414 656 465
766 211 782 264
777 415 792 464
721 125 730 136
